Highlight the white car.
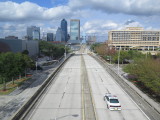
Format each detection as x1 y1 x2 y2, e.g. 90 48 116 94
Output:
104 93 121 110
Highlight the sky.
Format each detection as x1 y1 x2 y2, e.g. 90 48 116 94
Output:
0 0 160 41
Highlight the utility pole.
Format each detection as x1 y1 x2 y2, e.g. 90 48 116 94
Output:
118 46 121 75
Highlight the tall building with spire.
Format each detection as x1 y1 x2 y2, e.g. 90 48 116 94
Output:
61 19 68 42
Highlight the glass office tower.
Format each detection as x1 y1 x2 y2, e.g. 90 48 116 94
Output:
61 19 68 42
27 26 40 40
47 33 54 41
70 19 80 41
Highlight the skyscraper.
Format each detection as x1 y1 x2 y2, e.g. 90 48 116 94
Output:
70 19 80 41
27 26 40 40
61 19 68 42
47 33 54 41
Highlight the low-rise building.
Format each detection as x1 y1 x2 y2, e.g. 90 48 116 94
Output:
0 39 39 56
108 27 160 51
87 36 96 45
5 36 18 40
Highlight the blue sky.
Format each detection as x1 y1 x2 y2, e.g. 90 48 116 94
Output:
0 0 160 41
1 0 68 7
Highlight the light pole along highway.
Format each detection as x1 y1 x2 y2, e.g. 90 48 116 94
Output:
117 46 121 75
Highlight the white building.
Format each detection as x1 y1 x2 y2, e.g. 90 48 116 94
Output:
108 27 160 51
55 27 65 42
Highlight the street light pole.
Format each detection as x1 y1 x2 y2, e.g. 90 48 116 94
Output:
36 61 37 73
64 44 66 59
118 46 121 75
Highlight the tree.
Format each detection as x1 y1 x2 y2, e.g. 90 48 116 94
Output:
112 51 129 64
39 41 68 59
124 58 160 96
0 52 33 90
0 52 16 90
22 50 29 55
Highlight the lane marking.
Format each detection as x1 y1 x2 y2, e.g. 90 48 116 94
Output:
82 55 98 120
81 56 85 120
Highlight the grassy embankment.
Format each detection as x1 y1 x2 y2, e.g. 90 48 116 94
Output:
0 77 30 95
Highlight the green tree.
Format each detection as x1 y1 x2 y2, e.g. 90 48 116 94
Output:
113 51 129 64
22 50 29 55
124 58 160 95
39 41 68 59
14 53 27 79
0 52 16 90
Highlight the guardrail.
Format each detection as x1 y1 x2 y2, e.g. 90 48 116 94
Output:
90 53 160 120
10 53 74 120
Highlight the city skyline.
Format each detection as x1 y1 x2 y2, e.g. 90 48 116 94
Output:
0 0 160 42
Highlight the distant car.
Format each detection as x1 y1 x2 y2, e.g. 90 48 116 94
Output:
104 93 121 110
26 73 32 77
31 65 43 70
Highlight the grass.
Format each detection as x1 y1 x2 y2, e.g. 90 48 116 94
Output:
0 77 30 95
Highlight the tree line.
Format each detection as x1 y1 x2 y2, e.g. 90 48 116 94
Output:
124 58 160 101
39 41 69 59
90 43 151 63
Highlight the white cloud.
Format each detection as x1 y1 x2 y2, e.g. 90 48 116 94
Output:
101 22 118 29
0 1 44 21
69 0 160 16
82 20 119 35
81 19 144 38
43 6 72 20
0 23 26 38
0 1 73 21
1 0 159 23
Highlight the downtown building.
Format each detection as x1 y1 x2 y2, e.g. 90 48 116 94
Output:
86 36 96 45
27 26 40 40
55 27 65 42
61 19 68 42
0 38 39 56
69 19 80 44
47 33 54 41
108 27 160 51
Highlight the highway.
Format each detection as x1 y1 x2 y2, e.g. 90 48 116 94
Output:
23 48 152 120
83 54 149 120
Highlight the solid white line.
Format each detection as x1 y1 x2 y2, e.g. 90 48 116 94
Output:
110 72 151 120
